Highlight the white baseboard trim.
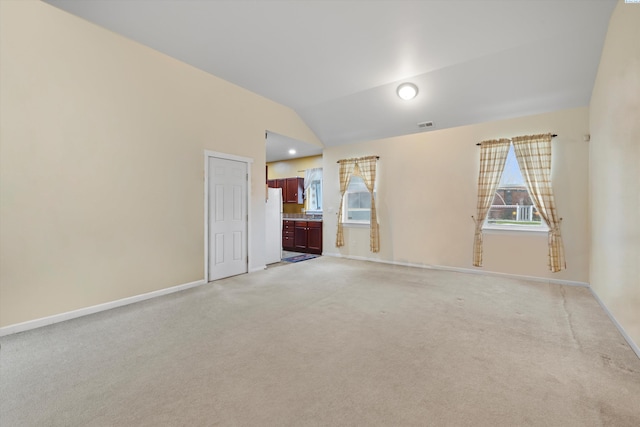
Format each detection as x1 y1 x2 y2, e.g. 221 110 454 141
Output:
0 278 207 337
588 288 640 359
322 252 589 287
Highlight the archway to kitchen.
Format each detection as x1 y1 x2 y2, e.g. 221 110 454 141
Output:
265 131 324 266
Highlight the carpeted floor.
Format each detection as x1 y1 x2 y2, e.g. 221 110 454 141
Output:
1 257 639 426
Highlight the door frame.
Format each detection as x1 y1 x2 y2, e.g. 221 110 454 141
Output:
204 150 253 282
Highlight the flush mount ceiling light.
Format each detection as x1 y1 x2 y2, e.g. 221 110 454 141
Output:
397 82 418 100
288 149 297 155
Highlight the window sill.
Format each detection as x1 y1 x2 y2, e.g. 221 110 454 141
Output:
342 222 371 228
483 225 549 234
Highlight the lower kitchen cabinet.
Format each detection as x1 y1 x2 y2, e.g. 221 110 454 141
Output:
294 221 322 254
307 222 323 253
282 220 295 251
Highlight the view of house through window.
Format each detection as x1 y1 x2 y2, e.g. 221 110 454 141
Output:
344 176 373 223
486 144 546 229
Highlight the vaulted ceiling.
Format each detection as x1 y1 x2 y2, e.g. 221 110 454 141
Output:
46 0 616 159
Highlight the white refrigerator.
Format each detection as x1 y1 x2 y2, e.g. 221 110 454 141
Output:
265 187 283 264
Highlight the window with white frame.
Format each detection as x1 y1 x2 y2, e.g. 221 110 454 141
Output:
485 144 547 230
306 178 322 212
304 168 323 213
343 175 374 224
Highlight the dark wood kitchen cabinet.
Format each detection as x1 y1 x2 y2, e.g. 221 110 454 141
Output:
267 179 286 190
294 221 322 254
284 177 304 204
268 177 304 204
306 222 323 254
282 220 295 251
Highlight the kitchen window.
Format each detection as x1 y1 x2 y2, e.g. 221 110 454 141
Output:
304 168 323 213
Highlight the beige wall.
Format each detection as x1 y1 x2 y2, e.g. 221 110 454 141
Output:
0 1 321 327
323 107 590 283
589 1 640 348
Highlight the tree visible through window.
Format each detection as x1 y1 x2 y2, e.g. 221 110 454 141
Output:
486 144 545 228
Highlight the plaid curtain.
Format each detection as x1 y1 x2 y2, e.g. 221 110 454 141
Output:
336 156 379 252
336 160 356 248
354 157 379 253
473 139 510 266
512 134 566 272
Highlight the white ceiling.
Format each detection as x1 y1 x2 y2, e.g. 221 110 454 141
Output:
265 131 322 163
46 0 616 158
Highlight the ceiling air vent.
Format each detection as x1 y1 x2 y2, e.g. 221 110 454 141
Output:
417 121 433 128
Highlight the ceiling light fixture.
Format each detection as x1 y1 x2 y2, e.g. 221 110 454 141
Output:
288 149 296 155
397 82 418 100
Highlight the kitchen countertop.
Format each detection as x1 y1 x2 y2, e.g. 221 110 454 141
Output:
283 216 323 222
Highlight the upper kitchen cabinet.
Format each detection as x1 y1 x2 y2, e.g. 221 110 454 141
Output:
266 153 322 207
267 177 303 204
284 177 304 204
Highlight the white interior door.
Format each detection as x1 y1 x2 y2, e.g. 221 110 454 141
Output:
208 157 248 281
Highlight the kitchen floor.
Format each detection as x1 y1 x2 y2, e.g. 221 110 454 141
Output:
267 250 320 269
281 250 306 259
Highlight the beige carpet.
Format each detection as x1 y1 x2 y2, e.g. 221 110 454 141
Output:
1 257 639 426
